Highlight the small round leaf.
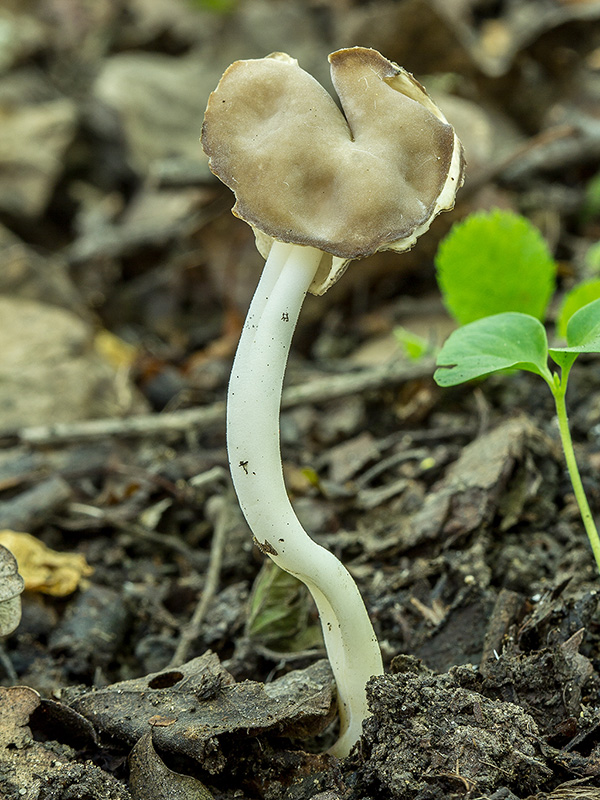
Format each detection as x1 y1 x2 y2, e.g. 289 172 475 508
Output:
435 210 556 324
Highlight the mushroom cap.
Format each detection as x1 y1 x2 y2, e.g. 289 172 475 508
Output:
202 47 464 295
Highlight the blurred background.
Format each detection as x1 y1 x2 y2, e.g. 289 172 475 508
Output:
1 0 600 431
4 10 600 792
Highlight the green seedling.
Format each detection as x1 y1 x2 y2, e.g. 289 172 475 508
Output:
432 208 600 570
557 280 600 338
435 209 556 324
434 298 600 573
584 242 600 276
189 0 238 12
582 170 600 223
395 208 557 365
394 326 430 361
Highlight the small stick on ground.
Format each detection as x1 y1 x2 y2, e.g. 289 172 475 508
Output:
69 504 210 572
168 493 230 668
9 360 433 446
0 476 72 529
0 643 18 683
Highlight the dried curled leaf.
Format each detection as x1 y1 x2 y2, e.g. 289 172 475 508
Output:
67 651 335 765
202 47 464 294
129 732 214 800
0 544 24 635
0 530 93 597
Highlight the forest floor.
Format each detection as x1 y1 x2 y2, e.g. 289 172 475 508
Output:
1 1 600 798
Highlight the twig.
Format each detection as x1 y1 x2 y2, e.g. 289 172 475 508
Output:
13 403 225 446
0 642 18 682
282 358 433 406
9 359 433 446
69 504 209 572
253 643 326 663
168 493 230 667
462 119 600 199
0 476 72 529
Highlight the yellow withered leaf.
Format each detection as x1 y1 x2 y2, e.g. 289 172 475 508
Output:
0 530 93 596
94 329 137 370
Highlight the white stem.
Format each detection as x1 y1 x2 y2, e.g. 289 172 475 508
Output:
233 240 295 364
227 243 383 757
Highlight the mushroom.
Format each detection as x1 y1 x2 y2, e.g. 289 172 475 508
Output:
202 46 464 757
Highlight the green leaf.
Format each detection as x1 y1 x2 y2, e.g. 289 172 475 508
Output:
566 297 600 348
556 280 600 339
549 298 600 369
188 0 237 12
584 242 600 276
582 171 600 223
435 209 557 324
246 560 323 653
394 326 429 361
434 313 552 387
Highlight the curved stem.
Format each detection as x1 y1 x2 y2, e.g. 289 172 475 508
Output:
227 243 383 756
552 380 600 574
233 240 295 364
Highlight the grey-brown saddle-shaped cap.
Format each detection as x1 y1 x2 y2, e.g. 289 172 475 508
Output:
202 47 465 295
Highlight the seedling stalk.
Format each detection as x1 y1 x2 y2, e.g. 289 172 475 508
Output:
548 365 600 573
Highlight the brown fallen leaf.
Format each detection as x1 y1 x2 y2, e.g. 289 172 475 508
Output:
0 685 129 797
66 651 335 771
0 685 41 748
0 530 93 596
129 731 214 800
396 415 556 552
0 543 24 635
